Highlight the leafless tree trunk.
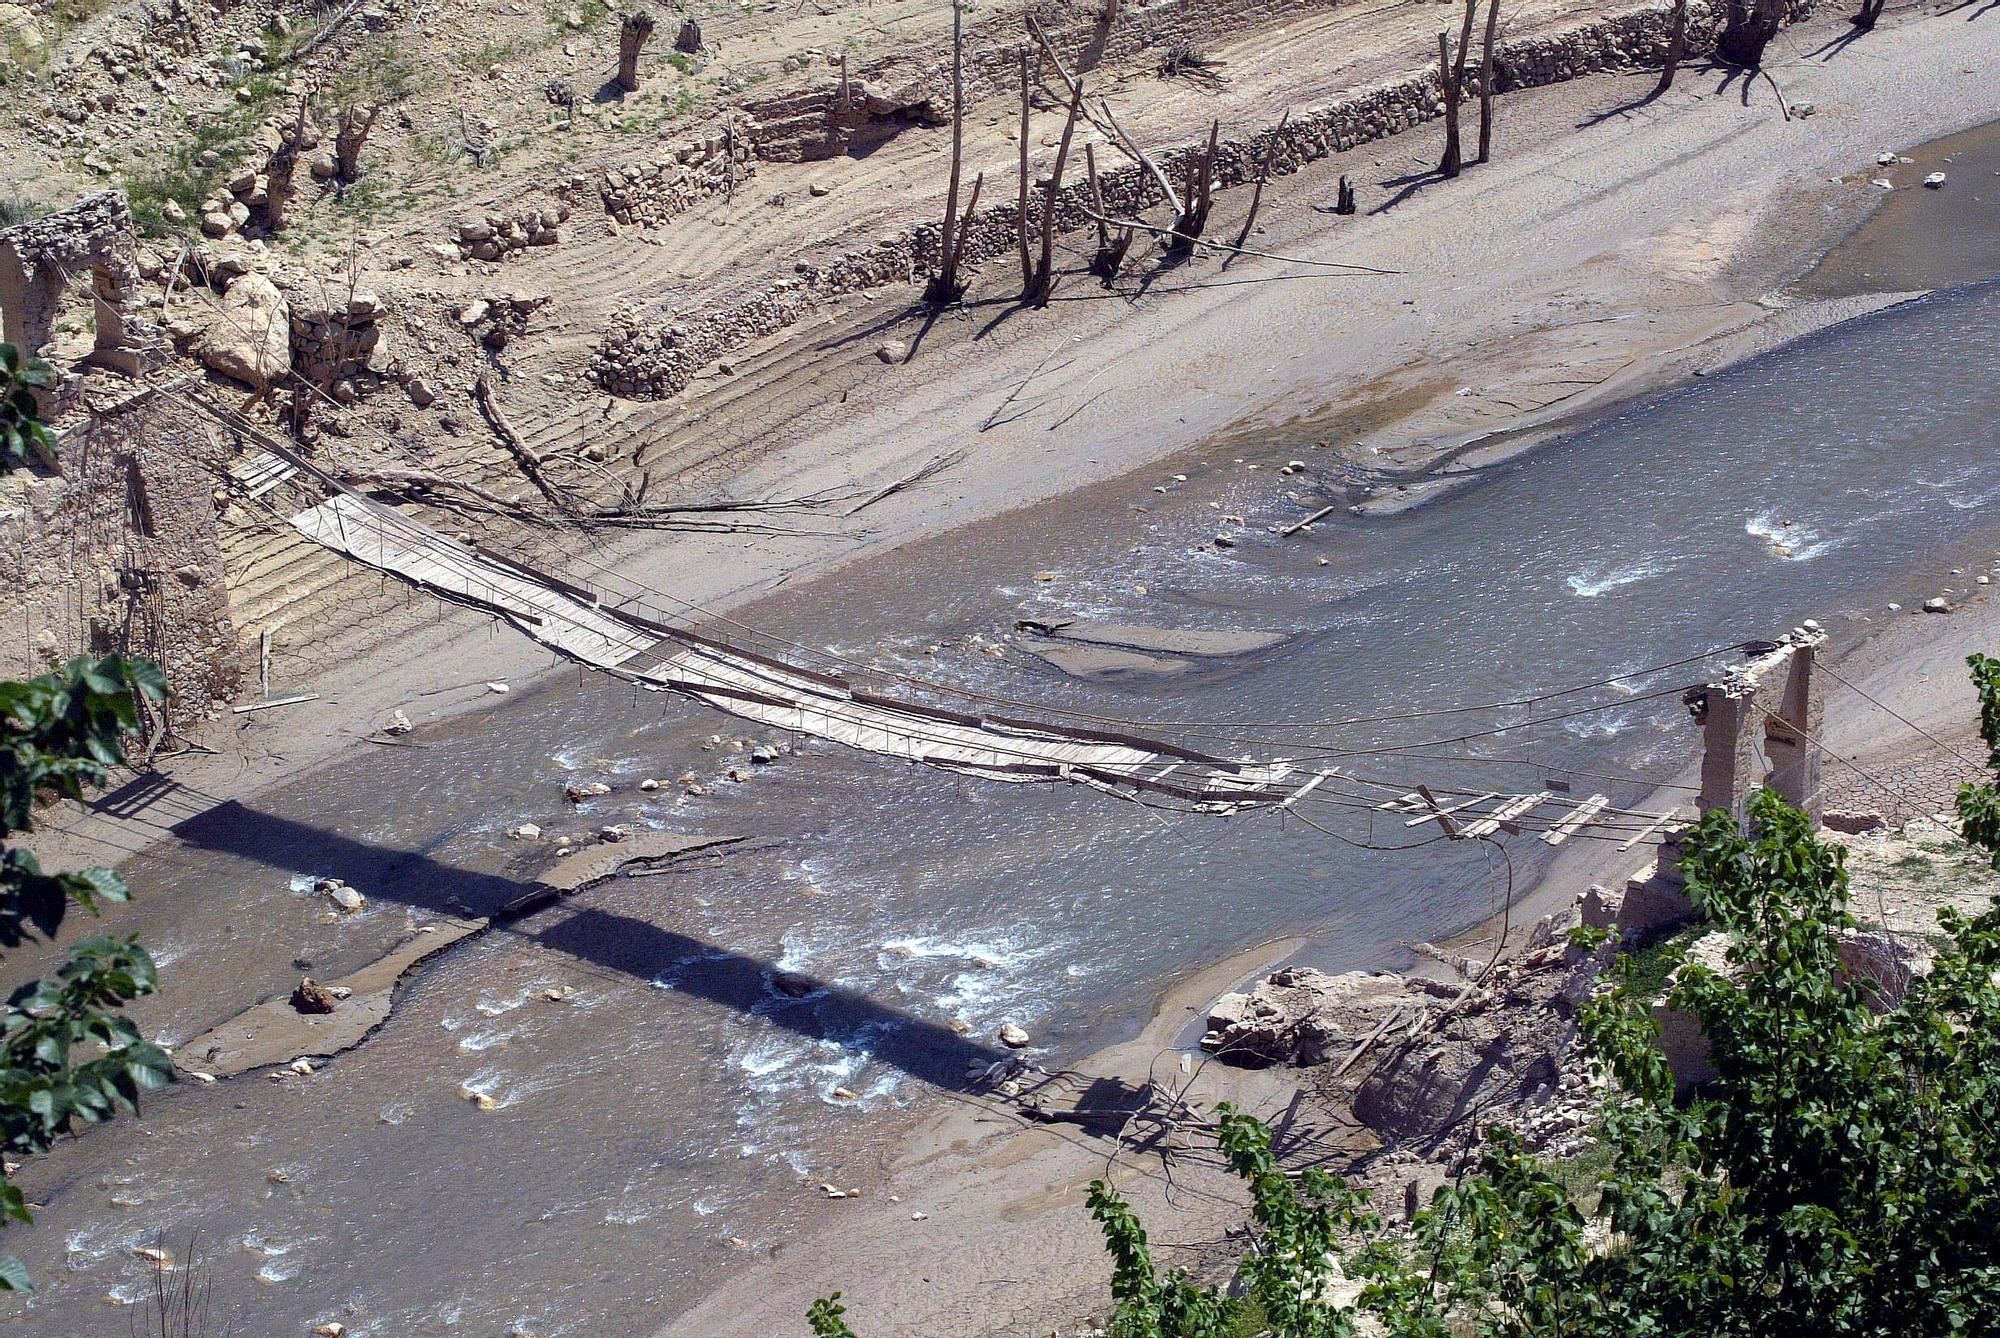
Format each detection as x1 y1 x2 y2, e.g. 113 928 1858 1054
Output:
1852 0 1886 28
617 9 656 92
1016 46 1033 290
261 94 312 233
1085 143 1132 281
1718 0 1786 66
334 103 380 183
1476 0 1500 164
1656 0 1689 93
926 0 971 304
1438 33 1461 179
1027 72 1087 305
1233 110 1289 250
675 15 702 52
1167 118 1219 255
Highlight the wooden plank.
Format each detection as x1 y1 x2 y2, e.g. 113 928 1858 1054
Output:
1618 810 1686 853
232 693 319 714
1277 770 1331 810
1541 794 1609 846
1405 790 1498 827
1461 791 1550 839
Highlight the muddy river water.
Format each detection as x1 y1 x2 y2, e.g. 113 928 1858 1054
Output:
12 167 2000 1333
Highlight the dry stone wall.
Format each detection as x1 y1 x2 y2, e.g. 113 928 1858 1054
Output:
595 0 1805 401
747 0 1331 163
599 122 754 226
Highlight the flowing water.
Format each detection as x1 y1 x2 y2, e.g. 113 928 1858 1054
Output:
13 270 2000 1335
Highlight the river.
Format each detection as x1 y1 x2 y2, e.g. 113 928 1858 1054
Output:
11 177 2000 1338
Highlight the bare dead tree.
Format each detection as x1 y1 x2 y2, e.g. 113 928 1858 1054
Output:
925 0 972 304
617 9 656 92
260 93 312 233
1476 0 1501 164
675 13 702 52
1852 0 1886 29
1232 109 1289 251
1015 46 1033 290
1085 143 1133 282
1334 175 1357 215
332 104 379 184
1027 70 1087 305
1656 0 1690 93
1438 0 1477 178
1718 0 1786 66
1166 118 1219 256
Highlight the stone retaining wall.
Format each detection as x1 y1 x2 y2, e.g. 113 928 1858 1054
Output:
594 0 1804 401
598 120 754 227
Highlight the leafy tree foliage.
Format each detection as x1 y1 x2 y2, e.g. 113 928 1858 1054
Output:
0 343 56 472
813 657 2000 1337
0 343 173 1291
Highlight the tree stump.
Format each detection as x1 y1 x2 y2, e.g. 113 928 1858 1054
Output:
618 9 656 92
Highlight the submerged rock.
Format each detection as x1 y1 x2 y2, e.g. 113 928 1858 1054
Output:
998 1022 1031 1048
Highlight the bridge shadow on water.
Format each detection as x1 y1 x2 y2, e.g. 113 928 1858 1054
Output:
99 779 1007 1088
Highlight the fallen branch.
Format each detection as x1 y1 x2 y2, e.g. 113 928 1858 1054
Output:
474 373 581 515
846 449 966 515
284 0 368 62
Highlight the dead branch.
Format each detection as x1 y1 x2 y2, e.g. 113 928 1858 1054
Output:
846 449 966 515
474 374 582 515
285 0 368 63
1156 44 1227 90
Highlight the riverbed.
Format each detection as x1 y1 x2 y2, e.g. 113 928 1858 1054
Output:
11 129 2000 1338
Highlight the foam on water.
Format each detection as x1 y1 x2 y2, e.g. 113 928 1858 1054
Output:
1746 512 1844 561
1565 559 1671 598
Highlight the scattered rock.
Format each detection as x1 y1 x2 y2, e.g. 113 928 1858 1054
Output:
383 709 413 736
597 825 627 843
312 1323 349 1337
507 823 542 840
1823 809 1886 835
1923 172 1947 189
462 1087 498 1111
565 779 612 802
638 777 661 791
1923 595 1951 614
875 339 908 363
998 1022 1031 1049
315 878 365 913
290 978 341 1014
486 681 510 694
749 745 778 764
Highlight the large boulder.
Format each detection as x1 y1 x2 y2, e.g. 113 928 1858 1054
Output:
0 3 44 58
198 273 292 389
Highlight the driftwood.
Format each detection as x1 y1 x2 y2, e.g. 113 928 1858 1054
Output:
284 0 369 63
1076 205 1400 274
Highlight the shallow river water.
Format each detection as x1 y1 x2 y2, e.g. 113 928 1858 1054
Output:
13 285 2000 1333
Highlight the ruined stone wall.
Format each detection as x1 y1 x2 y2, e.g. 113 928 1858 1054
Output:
746 0 1335 163
597 0 1776 401
598 121 755 227
0 391 239 723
